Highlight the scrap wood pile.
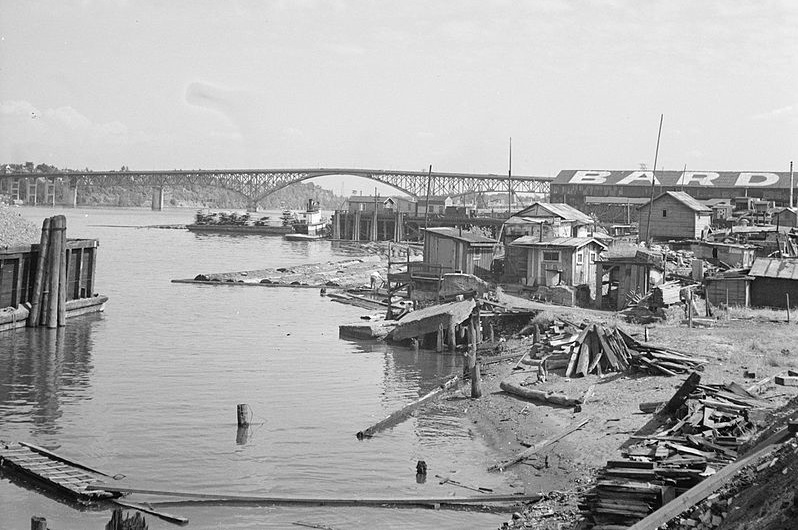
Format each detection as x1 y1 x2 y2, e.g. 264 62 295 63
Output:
619 330 709 376
583 374 771 528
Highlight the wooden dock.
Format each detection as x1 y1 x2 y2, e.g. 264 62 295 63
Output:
0 441 119 503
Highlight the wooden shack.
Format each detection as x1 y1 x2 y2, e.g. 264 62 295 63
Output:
749 257 798 308
774 207 798 228
595 248 665 310
0 239 106 332
508 236 606 293
421 227 496 280
638 191 712 241
704 273 751 308
690 241 756 269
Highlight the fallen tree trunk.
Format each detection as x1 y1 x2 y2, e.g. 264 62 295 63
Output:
356 375 460 439
499 379 582 407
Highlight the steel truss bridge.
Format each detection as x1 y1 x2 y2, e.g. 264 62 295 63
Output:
0 168 552 209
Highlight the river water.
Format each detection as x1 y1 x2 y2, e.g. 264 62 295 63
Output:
0 207 508 529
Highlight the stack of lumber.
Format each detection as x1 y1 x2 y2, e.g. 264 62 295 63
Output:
650 281 682 308
562 324 632 377
618 330 709 376
584 378 770 527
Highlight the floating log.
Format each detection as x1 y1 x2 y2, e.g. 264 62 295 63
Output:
488 418 590 472
356 375 460 439
27 217 51 327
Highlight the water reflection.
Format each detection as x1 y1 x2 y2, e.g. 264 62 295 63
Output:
0 319 97 436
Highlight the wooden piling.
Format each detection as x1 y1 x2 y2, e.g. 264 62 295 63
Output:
31 516 47 530
532 324 540 344
27 218 51 327
57 216 67 327
644 326 649 342
237 404 250 427
471 362 482 398
436 323 444 352
489 322 495 343
787 294 791 323
46 216 64 329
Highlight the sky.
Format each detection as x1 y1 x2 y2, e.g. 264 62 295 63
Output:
0 0 796 195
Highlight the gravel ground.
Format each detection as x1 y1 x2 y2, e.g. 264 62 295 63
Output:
0 205 40 248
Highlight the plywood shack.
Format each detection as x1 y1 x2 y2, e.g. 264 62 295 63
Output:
638 191 712 241
690 241 756 269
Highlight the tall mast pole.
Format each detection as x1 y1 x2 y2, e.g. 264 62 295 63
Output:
644 114 664 247
507 137 512 214
423 164 433 234
790 160 794 208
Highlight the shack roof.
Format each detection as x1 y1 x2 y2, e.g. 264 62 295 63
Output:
422 227 497 245
509 236 607 250
348 195 414 204
749 258 798 280
639 191 712 213
511 202 593 224
387 299 476 341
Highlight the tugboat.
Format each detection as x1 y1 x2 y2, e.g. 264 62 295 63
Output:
285 199 328 241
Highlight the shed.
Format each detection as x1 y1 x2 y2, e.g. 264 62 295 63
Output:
749 257 798 308
421 227 496 280
638 191 712 241
509 236 607 295
347 195 415 214
595 248 665 310
705 273 751 308
774 207 798 228
690 241 756 269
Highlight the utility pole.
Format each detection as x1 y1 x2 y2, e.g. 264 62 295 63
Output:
644 114 664 247
507 137 512 214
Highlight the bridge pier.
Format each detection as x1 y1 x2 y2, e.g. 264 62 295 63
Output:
151 187 164 211
370 209 378 241
69 185 78 208
246 200 259 212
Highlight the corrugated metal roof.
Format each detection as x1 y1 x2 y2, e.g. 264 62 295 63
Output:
749 258 798 280
423 227 497 245
509 236 607 249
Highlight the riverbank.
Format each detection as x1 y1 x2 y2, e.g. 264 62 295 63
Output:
466 297 798 529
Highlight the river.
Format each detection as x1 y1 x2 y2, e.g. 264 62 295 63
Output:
0 207 508 529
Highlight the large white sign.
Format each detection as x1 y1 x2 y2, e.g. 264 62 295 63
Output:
557 170 790 188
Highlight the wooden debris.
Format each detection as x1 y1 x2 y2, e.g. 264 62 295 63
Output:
584 376 775 527
774 375 798 387
499 379 582 407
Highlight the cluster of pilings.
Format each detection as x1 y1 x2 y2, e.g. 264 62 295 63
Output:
27 215 69 328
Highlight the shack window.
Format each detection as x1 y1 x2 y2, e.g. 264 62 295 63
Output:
577 252 584 265
542 251 560 262
662 209 667 217
590 251 597 263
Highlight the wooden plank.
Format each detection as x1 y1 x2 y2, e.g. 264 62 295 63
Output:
659 372 701 417
775 375 798 387
489 418 590 472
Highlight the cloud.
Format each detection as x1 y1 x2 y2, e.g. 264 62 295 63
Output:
751 104 797 121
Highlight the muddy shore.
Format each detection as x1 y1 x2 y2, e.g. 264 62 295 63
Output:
463 299 798 529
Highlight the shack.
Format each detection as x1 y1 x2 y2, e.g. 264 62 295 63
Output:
690 241 756 269
503 202 595 244
638 191 712 241
595 247 665 310
421 227 496 280
749 257 798 309
508 236 607 294
705 271 751 308
774 207 798 228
